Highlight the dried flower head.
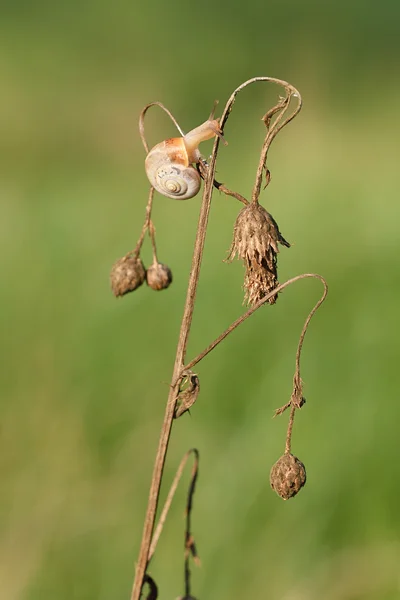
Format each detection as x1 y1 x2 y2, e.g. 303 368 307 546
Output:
227 202 290 306
110 254 146 297
146 261 173 291
270 453 306 500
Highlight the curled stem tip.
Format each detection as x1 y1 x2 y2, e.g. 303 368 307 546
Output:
196 76 302 208
139 102 185 153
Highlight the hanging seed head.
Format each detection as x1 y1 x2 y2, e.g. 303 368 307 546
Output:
110 255 146 297
146 261 173 290
270 453 306 500
227 202 290 306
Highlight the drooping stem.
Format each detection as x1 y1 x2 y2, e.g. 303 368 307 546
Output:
133 186 155 258
183 274 327 374
285 406 296 454
139 101 185 153
183 449 200 598
251 86 301 202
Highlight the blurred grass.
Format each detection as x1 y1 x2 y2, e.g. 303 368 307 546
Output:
1 0 400 598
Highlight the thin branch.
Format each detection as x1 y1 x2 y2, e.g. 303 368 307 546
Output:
183 449 200 598
274 274 328 416
197 77 301 207
284 405 296 455
252 89 301 202
139 102 185 153
143 575 158 600
294 276 328 385
218 77 301 142
148 220 158 263
215 182 249 205
133 186 155 258
197 160 249 206
130 101 218 600
148 449 199 563
183 274 327 374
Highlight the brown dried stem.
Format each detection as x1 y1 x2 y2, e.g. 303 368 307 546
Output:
131 103 217 600
198 78 301 207
148 449 199 563
143 575 158 600
274 275 328 416
197 160 249 206
252 86 301 202
133 186 155 258
183 274 327 374
131 78 304 600
139 101 185 153
284 406 297 455
276 276 328 458
183 449 200 597
211 77 301 205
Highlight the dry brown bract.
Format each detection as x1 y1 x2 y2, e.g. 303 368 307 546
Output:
227 202 290 306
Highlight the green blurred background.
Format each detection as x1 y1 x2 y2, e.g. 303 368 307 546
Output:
1 0 400 598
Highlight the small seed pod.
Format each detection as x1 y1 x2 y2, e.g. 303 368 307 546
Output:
110 255 146 297
146 261 173 291
270 453 306 500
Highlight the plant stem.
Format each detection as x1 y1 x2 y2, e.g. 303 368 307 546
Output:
130 143 220 600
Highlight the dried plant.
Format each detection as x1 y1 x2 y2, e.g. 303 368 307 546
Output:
110 77 328 599
227 202 290 305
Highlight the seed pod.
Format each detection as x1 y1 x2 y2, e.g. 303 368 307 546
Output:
146 261 173 291
110 255 146 297
270 453 306 500
227 202 290 306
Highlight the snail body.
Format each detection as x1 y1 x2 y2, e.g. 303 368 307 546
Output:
145 117 223 200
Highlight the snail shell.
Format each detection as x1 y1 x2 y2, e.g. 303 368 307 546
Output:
145 137 201 200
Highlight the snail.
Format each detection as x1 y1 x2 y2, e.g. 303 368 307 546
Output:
145 110 226 200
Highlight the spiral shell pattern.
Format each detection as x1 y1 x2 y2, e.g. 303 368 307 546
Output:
154 164 200 200
145 139 201 200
